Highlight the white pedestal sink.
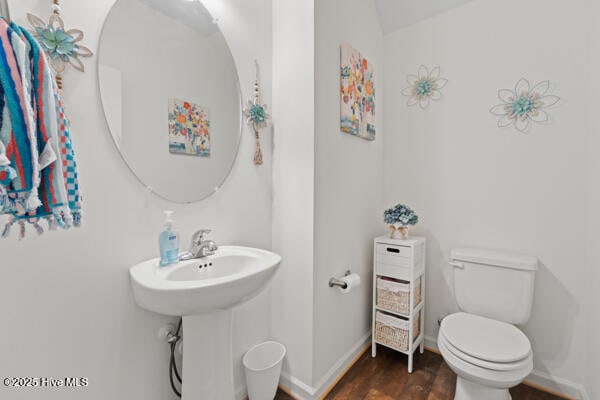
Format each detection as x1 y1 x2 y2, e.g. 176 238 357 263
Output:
130 246 281 399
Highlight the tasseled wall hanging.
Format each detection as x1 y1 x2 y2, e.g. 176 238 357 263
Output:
27 0 93 89
243 61 270 166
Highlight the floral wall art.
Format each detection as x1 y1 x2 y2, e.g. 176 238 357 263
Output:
490 78 560 132
27 0 93 89
168 98 211 157
340 43 375 141
401 65 447 109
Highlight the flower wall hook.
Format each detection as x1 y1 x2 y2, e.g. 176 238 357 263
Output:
27 0 93 89
243 61 270 166
490 78 560 132
401 65 447 109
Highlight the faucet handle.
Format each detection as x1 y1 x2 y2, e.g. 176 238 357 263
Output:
192 229 211 244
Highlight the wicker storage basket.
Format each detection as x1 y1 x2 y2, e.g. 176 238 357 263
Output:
376 277 421 315
374 311 420 352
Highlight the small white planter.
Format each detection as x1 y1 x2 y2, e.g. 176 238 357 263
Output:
243 341 286 400
390 223 410 240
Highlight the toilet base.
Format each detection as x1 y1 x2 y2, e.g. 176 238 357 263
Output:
455 376 511 400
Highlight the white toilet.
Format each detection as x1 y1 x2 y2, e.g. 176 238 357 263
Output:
438 247 538 400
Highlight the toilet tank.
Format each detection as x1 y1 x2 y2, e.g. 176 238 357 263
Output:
450 247 538 325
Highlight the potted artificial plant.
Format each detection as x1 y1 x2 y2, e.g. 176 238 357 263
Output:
384 204 419 240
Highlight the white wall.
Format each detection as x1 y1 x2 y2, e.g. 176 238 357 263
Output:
313 0 384 387
384 0 590 395
0 0 272 399
586 0 600 398
271 0 316 388
272 1 384 393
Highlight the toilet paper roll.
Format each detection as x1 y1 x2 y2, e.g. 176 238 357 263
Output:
337 273 361 294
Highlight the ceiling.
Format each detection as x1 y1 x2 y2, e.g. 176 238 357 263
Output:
142 0 218 36
374 0 476 34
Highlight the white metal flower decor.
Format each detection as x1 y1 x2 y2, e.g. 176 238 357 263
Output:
490 79 560 132
27 0 93 89
243 61 271 166
401 65 448 109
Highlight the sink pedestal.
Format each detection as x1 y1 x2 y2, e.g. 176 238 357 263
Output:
182 310 235 400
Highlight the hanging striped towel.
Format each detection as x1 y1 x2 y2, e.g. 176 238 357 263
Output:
0 20 40 217
22 25 74 230
0 19 82 238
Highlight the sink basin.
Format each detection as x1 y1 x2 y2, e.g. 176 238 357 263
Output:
130 246 281 315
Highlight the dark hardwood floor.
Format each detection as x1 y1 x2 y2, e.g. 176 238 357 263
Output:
275 346 566 400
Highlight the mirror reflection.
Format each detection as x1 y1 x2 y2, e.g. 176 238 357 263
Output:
98 0 242 202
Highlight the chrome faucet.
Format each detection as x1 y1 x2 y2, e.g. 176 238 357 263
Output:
180 229 218 260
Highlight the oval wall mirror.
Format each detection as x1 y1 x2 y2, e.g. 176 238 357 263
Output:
98 0 242 203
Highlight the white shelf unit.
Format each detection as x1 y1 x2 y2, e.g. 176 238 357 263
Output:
371 235 426 373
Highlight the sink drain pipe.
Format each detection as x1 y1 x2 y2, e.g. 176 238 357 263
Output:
168 318 183 397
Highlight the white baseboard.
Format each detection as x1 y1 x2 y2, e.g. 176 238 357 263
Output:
526 370 588 400
424 334 438 351
279 332 371 400
424 335 587 400
312 332 371 398
279 372 316 399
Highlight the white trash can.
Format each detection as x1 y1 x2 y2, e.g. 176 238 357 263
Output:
243 341 286 400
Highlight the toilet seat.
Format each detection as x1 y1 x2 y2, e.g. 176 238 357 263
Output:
438 332 533 390
440 312 531 364
439 330 531 371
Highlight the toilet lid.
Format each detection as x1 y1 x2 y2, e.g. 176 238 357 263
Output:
441 313 531 363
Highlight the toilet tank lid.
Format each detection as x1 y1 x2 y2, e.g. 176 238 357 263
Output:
451 247 538 271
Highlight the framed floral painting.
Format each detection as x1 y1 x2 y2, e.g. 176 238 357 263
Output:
168 98 211 157
340 43 375 141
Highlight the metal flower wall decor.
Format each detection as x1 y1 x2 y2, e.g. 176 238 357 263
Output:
27 0 93 88
401 65 448 109
490 78 560 132
243 61 270 166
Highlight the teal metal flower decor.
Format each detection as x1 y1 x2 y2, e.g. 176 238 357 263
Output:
248 103 268 126
490 78 560 132
243 61 271 166
417 80 432 95
37 24 76 61
401 65 448 109
27 1 93 88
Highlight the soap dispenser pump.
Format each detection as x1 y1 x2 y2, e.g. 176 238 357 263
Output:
159 210 180 267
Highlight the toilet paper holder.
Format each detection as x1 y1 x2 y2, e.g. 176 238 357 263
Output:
329 270 352 289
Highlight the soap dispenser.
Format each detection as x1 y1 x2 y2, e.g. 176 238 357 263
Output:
159 210 180 267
